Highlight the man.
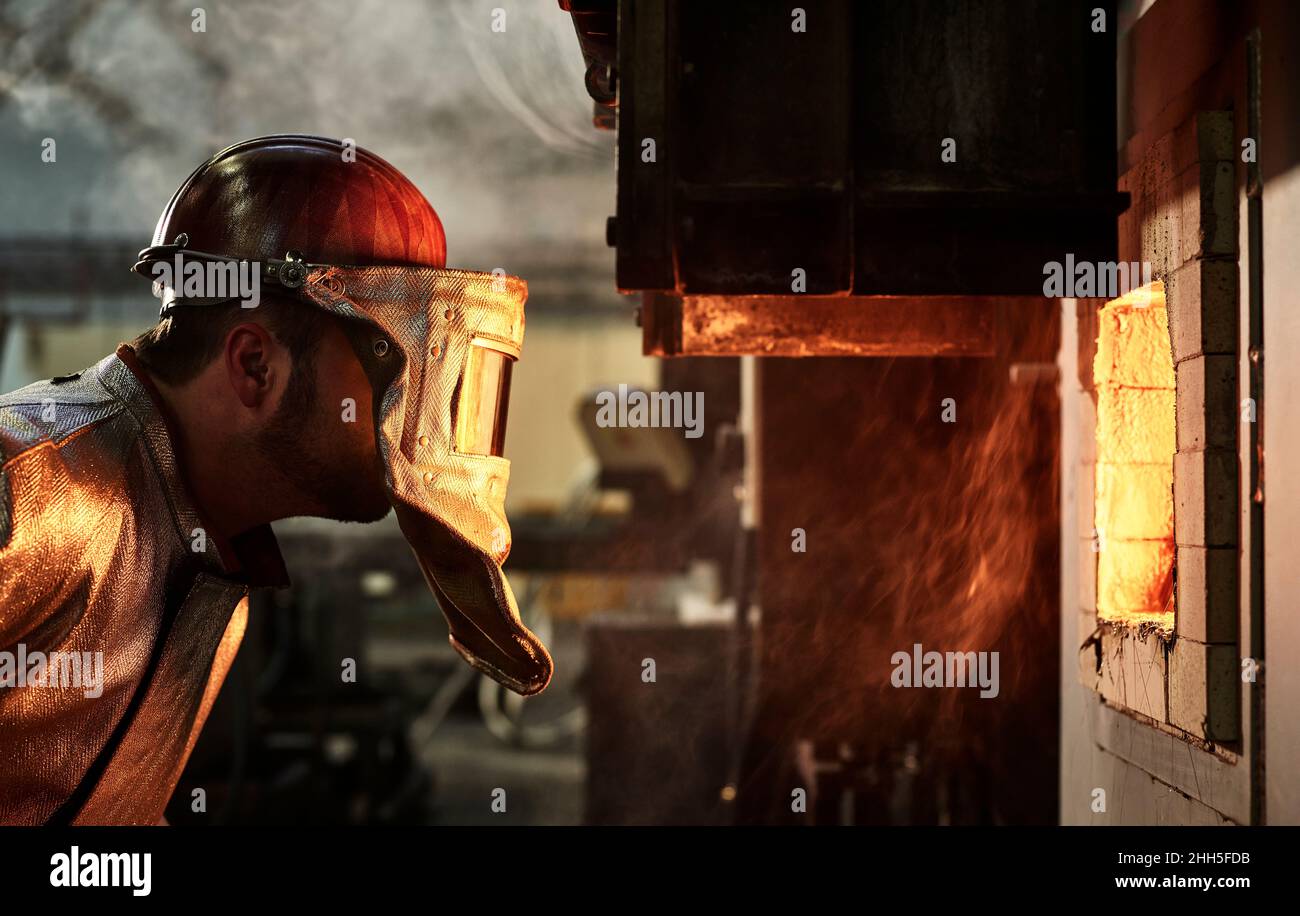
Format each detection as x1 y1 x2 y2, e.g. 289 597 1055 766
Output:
0 135 551 825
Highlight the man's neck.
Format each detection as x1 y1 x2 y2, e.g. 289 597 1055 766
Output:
147 374 293 538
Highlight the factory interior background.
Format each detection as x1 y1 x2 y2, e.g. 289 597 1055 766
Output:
2 0 1299 827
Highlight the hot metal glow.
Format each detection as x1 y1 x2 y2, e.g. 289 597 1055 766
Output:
1093 282 1175 630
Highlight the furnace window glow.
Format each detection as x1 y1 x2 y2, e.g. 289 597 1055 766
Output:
1093 281 1175 630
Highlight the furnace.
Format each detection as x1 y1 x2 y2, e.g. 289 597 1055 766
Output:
1072 105 1248 800
555 0 1297 829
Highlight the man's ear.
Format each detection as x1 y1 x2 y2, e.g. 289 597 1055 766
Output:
224 322 281 410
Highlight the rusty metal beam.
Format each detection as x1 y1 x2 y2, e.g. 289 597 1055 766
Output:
640 293 1043 357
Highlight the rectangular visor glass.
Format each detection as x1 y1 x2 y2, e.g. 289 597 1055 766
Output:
454 343 513 457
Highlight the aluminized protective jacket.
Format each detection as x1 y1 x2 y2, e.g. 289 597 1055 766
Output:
0 348 287 825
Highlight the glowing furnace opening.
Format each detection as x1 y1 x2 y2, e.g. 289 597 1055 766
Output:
1093 281 1175 631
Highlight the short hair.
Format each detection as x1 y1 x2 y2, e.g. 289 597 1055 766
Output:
130 292 332 387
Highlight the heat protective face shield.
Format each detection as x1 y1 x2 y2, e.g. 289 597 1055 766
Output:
302 264 551 695
135 242 552 696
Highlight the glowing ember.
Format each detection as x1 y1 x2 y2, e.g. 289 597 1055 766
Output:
1093 281 1175 630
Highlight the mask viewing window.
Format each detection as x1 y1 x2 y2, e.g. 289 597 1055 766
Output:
454 342 514 457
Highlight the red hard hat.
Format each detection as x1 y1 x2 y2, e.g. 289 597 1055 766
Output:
147 134 447 269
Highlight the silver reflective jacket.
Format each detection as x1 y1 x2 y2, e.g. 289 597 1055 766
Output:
0 346 286 825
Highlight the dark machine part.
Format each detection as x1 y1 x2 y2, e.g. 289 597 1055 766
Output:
560 1 617 129
512 356 742 577
563 0 1124 355
560 0 1076 824
584 620 735 825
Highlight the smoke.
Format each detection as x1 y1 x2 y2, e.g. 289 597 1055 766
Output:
0 0 612 253
451 0 607 159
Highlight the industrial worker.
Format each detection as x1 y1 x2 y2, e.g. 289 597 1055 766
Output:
0 136 551 825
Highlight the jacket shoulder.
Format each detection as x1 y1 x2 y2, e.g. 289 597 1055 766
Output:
0 361 129 549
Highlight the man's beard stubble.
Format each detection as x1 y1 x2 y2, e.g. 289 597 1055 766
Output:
255 367 392 524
